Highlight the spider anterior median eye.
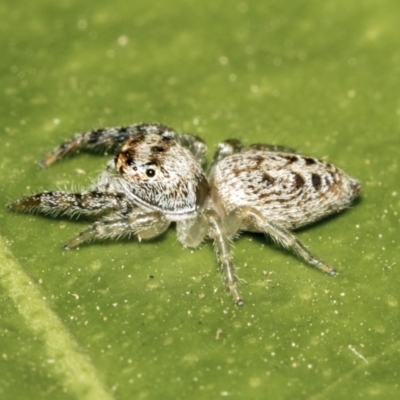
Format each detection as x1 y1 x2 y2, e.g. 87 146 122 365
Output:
146 168 156 177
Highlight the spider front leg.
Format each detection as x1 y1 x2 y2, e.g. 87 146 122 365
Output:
229 206 336 275
39 123 207 168
8 191 129 218
39 126 143 168
65 210 169 249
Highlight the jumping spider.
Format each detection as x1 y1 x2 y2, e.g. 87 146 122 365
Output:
8 123 361 305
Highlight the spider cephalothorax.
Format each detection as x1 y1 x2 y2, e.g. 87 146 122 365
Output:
8 123 361 305
114 133 209 217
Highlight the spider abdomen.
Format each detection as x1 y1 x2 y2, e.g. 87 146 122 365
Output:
210 150 360 230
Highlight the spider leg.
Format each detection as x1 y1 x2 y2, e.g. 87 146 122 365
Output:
39 123 207 167
39 125 142 168
65 211 169 249
232 206 336 275
248 143 296 153
208 139 244 175
175 134 207 165
176 214 209 248
8 191 129 218
205 210 244 306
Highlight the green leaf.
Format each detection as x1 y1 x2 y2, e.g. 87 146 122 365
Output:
1 0 399 399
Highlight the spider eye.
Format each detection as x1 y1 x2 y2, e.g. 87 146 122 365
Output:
125 157 138 171
146 168 156 178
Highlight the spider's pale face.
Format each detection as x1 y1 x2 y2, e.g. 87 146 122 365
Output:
115 133 209 216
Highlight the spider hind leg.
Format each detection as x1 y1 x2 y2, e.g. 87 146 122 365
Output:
229 206 336 275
